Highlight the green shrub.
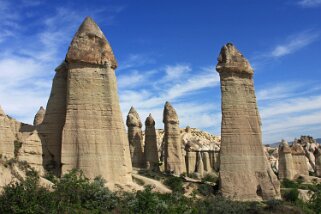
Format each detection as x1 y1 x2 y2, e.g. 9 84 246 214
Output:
283 188 299 202
0 170 54 213
198 184 213 196
163 176 184 193
13 140 22 157
281 179 299 188
201 174 219 183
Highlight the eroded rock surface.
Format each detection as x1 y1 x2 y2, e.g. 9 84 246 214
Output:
33 107 46 126
144 114 159 171
216 43 280 201
163 102 185 175
278 140 295 180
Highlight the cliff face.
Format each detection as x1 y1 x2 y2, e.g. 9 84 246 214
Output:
216 43 280 201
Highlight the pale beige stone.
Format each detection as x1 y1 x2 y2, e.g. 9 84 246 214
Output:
202 152 212 172
216 43 280 201
33 106 45 126
126 107 144 168
291 143 309 176
196 152 204 178
278 140 295 180
18 130 45 175
144 114 159 171
163 102 185 175
60 17 132 184
39 62 67 175
185 151 196 175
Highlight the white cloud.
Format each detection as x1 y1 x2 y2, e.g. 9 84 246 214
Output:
257 82 321 143
270 31 319 57
298 0 321 7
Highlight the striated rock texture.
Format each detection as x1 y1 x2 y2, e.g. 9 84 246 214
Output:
39 62 67 175
33 107 46 126
291 143 309 176
163 102 185 175
278 140 295 180
216 43 280 201
144 114 159 170
126 107 144 168
60 17 132 183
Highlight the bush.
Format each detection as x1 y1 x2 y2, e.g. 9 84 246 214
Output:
283 188 299 202
0 170 54 213
201 174 219 183
53 169 117 212
198 184 213 196
164 176 184 193
281 179 299 189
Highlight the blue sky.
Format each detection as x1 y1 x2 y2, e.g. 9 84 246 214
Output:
0 0 320 143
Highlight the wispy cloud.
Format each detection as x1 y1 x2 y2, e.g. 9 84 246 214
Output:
298 0 321 8
257 81 321 143
270 31 319 57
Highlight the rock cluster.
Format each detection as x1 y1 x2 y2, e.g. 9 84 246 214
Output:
216 43 280 201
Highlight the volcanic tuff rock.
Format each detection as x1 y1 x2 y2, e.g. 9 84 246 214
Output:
126 107 144 168
278 140 295 180
216 43 280 201
60 17 132 183
39 62 67 175
144 114 159 171
291 142 309 176
163 102 185 175
33 106 45 126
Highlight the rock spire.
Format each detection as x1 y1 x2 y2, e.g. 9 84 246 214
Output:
163 101 185 175
126 106 144 168
216 43 280 201
40 17 133 184
144 114 159 171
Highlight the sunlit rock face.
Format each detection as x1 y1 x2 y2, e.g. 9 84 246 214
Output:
60 17 132 183
163 102 185 175
216 43 280 201
144 114 160 171
126 106 144 168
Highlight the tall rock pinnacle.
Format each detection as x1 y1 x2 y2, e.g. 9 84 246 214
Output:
66 17 117 68
144 114 159 171
126 106 144 168
40 17 132 184
163 102 185 175
278 140 295 180
216 43 280 201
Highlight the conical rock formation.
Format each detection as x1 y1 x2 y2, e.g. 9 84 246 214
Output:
39 17 133 184
216 43 280 201
33 106 46 126
163 102 185 175
126 106 144 168
144 114 159 170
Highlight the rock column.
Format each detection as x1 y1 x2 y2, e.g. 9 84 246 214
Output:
60 17 132 183
126 107 144 168
278 140 295 180
314 147 321 177
216 43 280 201
163 101 185 175
144 114 159 170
